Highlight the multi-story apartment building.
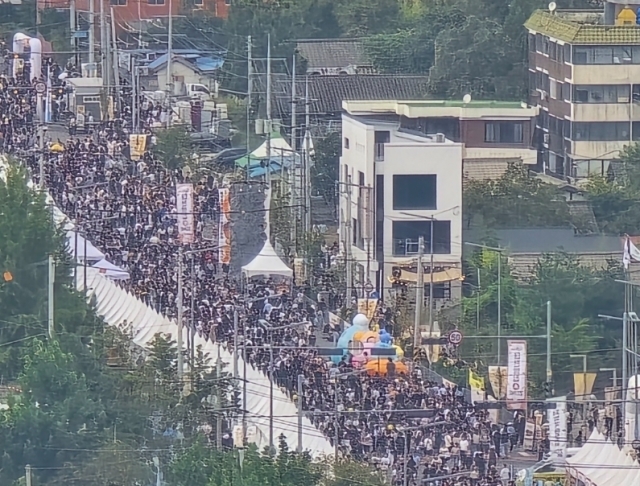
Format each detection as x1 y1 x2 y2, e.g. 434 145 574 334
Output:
339 100 463 305
525 1 640 179
339 99 539 304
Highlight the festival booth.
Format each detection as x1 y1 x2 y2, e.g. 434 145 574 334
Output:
564 429 640 486
235 133 300 179
241 188 294 285
91 258 130 280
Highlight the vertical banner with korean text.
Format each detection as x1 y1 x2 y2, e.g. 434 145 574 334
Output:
506 340 528 410
218 187 231 265
176 183 195 244
547 396 567 458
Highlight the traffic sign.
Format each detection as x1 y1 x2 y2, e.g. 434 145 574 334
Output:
448 330 463 345
35 82 46 94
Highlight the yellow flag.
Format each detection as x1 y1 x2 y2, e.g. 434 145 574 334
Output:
468 369 485 392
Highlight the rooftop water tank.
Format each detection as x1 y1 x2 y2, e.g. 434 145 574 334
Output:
616 5 637 25
605 0 640 25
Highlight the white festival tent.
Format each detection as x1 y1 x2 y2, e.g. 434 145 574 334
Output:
66 230 106 262
91 258 130 280
565 429 640 485
241 188 293 279
250 133 293 159
76 266 333 456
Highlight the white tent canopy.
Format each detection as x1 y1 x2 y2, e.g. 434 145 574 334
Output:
242 239 293 278
92 258 130 280
251 133 293 158
66 230 105 261
241 187 293 278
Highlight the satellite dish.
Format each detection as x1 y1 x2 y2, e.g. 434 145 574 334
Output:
463 94 472 104
549 2 557 13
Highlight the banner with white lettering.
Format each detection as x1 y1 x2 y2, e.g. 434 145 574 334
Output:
176 183 194 244
506 340 527 410
547 396 567 458
218 187 231 265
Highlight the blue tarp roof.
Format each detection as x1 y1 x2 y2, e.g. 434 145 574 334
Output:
249 162 283 178
147 53 224 72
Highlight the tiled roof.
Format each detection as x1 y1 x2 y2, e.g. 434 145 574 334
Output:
463 159 511 181
508 252 617 280
296 39 369 70
273 74 430 117
525 9 640 44
567 200 599 234
464 228 622 254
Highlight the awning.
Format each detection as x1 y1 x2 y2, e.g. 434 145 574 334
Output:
388 267 463 284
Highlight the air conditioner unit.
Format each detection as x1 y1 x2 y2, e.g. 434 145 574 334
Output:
543 133 550 144
541 91 548 101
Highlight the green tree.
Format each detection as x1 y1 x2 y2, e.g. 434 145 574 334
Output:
326 460 388 486
463 162 572 229
428 16 525 100
154 126 193 170
168 435 322 486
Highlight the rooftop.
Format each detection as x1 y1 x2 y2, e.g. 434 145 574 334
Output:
272 74 430 116
525 9 640 44
464 228 622 254
343 99 538 119
296 38 370 70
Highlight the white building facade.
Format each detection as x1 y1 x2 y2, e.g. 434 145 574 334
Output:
339 105 463 304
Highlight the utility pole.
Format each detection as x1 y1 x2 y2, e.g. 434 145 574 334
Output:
166 0 173 127
428 220 435 337
100 0 107 86
25 465 32 486
111 8 121 114
246 35 252 181
48 254 55 339
70 0 76 64
216 351 223 450
297 374 303 453
304 76 311 236
344 175 353 301
413 236 424 349
546 300 553 392
233 310 239 380
132 56 137 132
177 246 184 379
89 0 95 65
269 344 274 451
265 33 272 187
497 253 502 364
290 54 296 154
38 125 44 186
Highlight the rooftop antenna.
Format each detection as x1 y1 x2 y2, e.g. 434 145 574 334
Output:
548 2 557 14
463 94 472 104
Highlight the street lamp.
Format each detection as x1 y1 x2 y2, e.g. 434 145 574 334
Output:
398 206 460 348
465 242 505 364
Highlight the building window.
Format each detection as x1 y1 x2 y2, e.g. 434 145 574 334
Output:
374 130 389 161
572 122 630 141
392 174 437 210
194 0 204 6
528 33 536 52
485 122 524 144
225 0 231 4
573 45 640 65
392 220 451 256
110 0 126 4
573 85 630 103
148 0 165 4
564 43 571 63
344 137 350 149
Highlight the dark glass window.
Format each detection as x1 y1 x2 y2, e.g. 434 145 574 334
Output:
392 175 436 210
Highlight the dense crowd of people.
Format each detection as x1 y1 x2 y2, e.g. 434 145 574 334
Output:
0 66 524 485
